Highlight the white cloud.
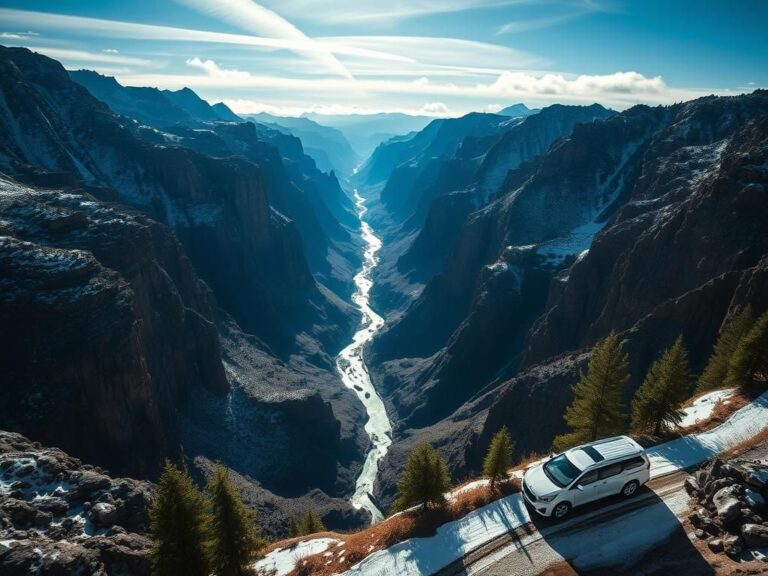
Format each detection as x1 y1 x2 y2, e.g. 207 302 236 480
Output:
102 48 119 54
267 0 531 24
485 71 667 96
496 12 583 34
174 0 353 79
0 8 410 63
186 57 250 80
420 102 450 114
484 103 503 112
0 31 40 40
19 46 157 67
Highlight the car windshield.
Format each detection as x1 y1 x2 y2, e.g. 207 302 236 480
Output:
543 454 581 487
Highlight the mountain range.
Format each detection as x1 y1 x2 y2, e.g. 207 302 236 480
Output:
1 41 767 553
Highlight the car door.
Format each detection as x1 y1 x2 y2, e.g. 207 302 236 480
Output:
596 462 624 498
571 469 600 506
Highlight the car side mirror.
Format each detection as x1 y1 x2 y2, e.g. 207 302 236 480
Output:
573 484 584 491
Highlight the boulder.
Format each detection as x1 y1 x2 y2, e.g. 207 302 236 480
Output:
742 524 768 548
708 538 724 553
684 476 700 496
713 485 742 523
89 503 118 529
745 488 767 509
723 534 744 556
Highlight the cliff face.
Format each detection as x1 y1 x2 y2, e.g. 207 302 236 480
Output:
0 46 353 362
369 93 768 497
0 174 227 477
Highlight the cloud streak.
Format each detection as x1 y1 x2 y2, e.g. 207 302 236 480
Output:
175 0 353 79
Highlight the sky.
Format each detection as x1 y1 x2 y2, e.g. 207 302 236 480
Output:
0 0 765 117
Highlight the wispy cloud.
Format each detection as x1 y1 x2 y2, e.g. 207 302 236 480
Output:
17 46 158 67
0 9 412 64
0 31 40 40
175 0 353 79
270 0 532 24
497 12 583 34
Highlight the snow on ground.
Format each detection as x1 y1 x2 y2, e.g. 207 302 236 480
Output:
343 391 768 575
254 538 339 576
649 391 768 478
675 388 735 428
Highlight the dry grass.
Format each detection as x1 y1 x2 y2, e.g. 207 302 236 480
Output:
282 479 521 576
632 388 751 448
279 387 759 575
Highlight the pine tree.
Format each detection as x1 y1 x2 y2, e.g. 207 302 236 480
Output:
149 461 209 576
552 331 630 451
482 426 514 489
631 336 694 435
300 510 326 535
393 443 451 512
288 516 300 538
725 311 768 391
697 306 754 392
206 466 265 576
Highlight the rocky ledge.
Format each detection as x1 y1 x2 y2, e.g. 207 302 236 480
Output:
685 458 768 558
0 431 153 575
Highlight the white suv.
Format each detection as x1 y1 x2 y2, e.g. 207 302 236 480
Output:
522 435 650 519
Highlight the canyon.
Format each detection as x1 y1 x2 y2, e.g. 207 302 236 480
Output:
1 43 767 553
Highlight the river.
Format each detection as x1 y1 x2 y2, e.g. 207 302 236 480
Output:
335 190 391 523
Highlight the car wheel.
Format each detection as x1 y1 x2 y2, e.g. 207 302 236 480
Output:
622 480 639 497
552 501 571 519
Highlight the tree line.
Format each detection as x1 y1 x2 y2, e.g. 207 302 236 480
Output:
148 306 767 568
391 305 768 516
149 462 327 576
553 306 768 450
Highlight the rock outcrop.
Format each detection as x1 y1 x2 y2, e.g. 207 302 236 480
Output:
0 46 353 362
685 458 768 558
0 174 227 477
0 431 154 576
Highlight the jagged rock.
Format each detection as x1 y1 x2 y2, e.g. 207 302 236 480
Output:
694 528 707 539
713 485 743 523
742 524 768 548
89 503 117 529
708 538 724 553
1 499 52 529
684 476 701 496
723 534 744 556
0 539 108 576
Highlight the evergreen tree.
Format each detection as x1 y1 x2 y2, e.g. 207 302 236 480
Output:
206 466 265 576
725 310 768 391
300 510 326 535
552 331 630 451
288 516 300 538
482 426 514 489
698 306 754 392
393 443 451 511
631 336 694 435
149 461 209 576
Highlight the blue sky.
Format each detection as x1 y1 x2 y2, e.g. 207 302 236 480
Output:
0 0 765 117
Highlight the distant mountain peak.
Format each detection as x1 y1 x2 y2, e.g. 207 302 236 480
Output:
499 103 539 117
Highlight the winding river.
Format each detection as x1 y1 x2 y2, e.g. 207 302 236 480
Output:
335 190 391 523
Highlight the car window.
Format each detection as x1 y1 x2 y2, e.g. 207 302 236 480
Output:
622 456 645 471
577 470 599 486
597 463 623 479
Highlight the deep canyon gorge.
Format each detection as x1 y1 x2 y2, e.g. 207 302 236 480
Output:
1 35 767 575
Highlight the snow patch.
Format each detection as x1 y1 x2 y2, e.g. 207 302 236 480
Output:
675 388 735 429
254 538 338 576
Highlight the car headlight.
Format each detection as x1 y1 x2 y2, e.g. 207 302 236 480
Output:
538 494 557 502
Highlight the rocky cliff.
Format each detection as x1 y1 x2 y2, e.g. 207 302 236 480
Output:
0 431 154 576
0 46 353 362
369 92 768 505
